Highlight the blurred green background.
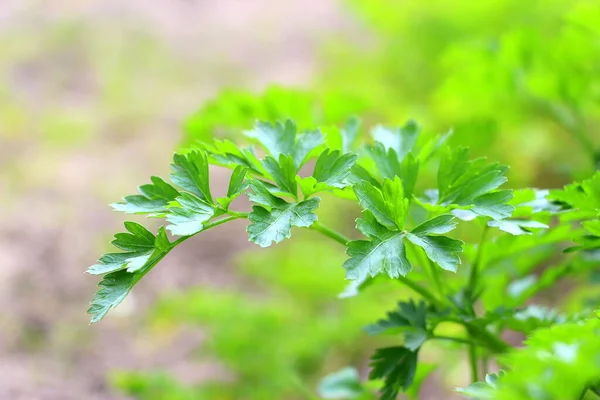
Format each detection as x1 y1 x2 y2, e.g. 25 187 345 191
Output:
1 0 598 399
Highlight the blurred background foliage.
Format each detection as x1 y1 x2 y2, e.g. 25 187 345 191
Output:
1 0 599 399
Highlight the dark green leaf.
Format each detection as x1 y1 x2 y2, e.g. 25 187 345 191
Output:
369 346 418 399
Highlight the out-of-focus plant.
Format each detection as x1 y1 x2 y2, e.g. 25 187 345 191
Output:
324 0 600 183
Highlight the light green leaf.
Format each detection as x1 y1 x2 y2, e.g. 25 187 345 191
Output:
371 120 419 161
247 180 289 208
411 214 457 235
262 154 298 197
487 219 548 236
170 150 213 203
244 120 295 160
88 270 136 324
247 197 320 247
244 120 324 169
400 153 420 199
471 190 515 220
318 367 365 399
341 117 361 153
294 129 325 167
354 177 408 230
166 193 215 236
343 233 411 283
405 215 462 272
111 176 180 214
217 165 249 210
438 147 509 207
313 149 358 188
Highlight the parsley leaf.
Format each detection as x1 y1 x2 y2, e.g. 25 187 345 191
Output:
247 181 320 247
365 300 429 351
437 147 509 207
87 224 173 323
244 120 324 169
369 346 418 399
166 193 216 236
487 219 548 236
170 150 213 203
111 176 180 215
406 215 463 272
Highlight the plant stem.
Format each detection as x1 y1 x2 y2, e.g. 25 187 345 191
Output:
430 336 477 346
467 225 489 297
396 276 446 309
440 317 510 354
469 345 479 382
578 387 588 400
310 221 351 246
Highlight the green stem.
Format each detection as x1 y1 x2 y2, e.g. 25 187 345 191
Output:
310 221 351 246
469 345 479 382
468 225 489 298
397 276 446 310
441 317 510 354
578 387 588 400
430 335 477 346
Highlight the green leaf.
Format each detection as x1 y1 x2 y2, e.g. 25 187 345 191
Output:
111 176 180 214
88 227 172 323
217 165 249 210
341 117 361 153
170 150 213 203
369 346 418 399
318 367 366 399
247 180 289 208
367 142 402 180
410 214 457 235
343 233 411 283
365 300 429 351
244 120 324 169
371 120 419 161
294 129 325 167
356 210 389 239
87 269 136 324
247 196 320 247
400 153 420 199
166 193 215 236
313 149 358 189
455 371 504 399
406 234 463 272
245 120 296 160
262 154 298 197
487 219 548 236
202 139 264 174
226 165 249 198
347 164 381 188
437 147 509 207
406 215 463 272
550 172 600 213
89 224 171 275
354 177 408 230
